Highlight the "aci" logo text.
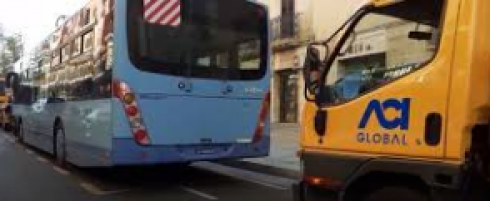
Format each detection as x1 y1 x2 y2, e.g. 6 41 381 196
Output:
359 98 411 130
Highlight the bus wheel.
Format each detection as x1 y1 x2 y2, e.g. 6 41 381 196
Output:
4 115 13 132
0 117 4 129
171 162 191 169
362 186 429 201
54 126 67 167
4 122 13 132
16 121 24 144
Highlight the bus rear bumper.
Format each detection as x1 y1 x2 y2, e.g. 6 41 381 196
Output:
110 136 270 165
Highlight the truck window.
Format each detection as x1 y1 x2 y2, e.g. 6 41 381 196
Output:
324 0 444 104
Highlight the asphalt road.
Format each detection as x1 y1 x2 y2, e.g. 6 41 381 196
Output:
0 131 295 201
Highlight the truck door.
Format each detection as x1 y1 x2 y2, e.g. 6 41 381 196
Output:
303 0 458 159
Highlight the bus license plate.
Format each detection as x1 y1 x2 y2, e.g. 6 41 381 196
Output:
196 147 216 155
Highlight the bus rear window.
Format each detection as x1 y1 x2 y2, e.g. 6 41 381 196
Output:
128 0 268 80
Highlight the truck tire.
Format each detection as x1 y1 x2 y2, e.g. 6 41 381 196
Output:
362 186 429 201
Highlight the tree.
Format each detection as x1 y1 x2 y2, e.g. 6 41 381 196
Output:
0 24 4 41
0 32 24 75
0 24 4 50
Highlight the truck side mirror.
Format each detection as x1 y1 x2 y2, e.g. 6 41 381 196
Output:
303 46 322 96
6 72 20 89
6 72 21 102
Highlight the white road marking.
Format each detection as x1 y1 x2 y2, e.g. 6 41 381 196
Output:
4 132 126 196
53 166 70 176
180 186 218 200
222 174 288 190
80 182 130 196
5 136 15 143
25 149 34 155
194 162 292 191
36 156 49 163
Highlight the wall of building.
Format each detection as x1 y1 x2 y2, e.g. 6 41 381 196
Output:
259 0 311 18
311 0 365 42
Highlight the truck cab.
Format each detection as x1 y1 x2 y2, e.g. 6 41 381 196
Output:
296 0 490 200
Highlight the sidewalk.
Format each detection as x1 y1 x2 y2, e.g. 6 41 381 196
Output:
244 123 301 171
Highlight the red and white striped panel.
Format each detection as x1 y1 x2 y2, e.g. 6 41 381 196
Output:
143 0 181 26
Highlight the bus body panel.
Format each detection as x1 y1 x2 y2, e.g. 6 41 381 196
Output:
14 100 113 167
111 97 270 165
137 96 263 145
21 102 58 154
110 65 267 146
61 100 113 166
110 135 270 165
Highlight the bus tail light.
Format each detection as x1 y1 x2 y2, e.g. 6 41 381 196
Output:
253 92 270 143
134 129 150 145
123 93 136 105
125 105 139 117
113 80 151 146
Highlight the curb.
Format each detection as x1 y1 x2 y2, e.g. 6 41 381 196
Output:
217 159 300 180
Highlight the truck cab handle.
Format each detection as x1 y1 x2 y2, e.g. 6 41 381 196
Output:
314 110 327 143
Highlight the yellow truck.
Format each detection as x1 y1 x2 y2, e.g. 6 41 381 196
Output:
295 0 490 200
0 77 13 131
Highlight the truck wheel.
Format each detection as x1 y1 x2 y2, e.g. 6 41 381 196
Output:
363 186 429 201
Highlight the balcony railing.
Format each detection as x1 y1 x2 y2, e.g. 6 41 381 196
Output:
270 13 314 51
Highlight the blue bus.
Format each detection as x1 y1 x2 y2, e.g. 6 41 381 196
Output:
9 0 270 167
